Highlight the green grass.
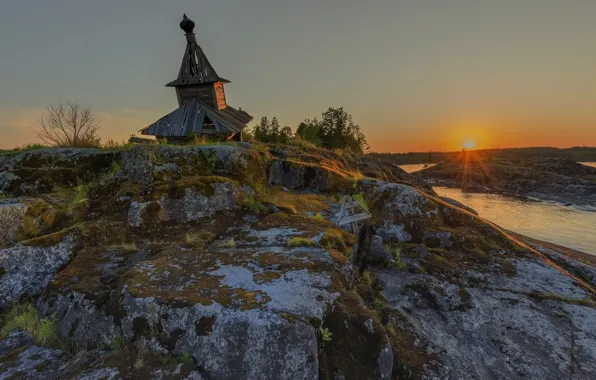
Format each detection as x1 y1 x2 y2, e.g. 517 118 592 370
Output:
202 149 218 171
1 303 57 346
178 351 193 365
352 193 369 211
310 212 325 220
220 238 237 248
106 160 121 178
110 336 126 352
0 192 15 199
361 271 374 286
244 195 268 214
72 182 91 205
0 143 47 157
287 237 316 248
109 242 138 252
390 246 407 269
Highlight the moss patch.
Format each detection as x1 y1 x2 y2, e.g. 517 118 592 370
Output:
319 292 391 380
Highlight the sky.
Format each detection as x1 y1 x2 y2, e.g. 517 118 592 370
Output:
1 0 595 152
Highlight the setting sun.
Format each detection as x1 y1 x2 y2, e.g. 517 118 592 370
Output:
463 141 476 150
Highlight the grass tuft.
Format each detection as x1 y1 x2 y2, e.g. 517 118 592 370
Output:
361 271 374 286
287 237 316 248
352 193 369 211
244 195 268 214
1 303 57 346
178 351 193 365
220 238 237 248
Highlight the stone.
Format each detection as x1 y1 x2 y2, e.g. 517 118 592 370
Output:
440 196 478 215
0 332 73 379
0 202 28 248
128 182 242 227
366 235 394 266
0 234 77 308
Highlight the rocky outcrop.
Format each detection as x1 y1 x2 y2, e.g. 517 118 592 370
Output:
359 178 596 379
416 156 596 207
127 182 243 227
1 144 595 379
0 332 204 379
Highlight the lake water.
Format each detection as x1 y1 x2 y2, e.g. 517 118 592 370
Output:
400 164 435 173
398 162 596 255
433 186 596 255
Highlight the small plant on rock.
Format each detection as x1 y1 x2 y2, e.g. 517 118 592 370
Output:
244 195 268 214
311 212 325 221
202 149 218 171
110 336 126 352
287 237 316 248
392 247 407 269
72 181 91 205
1 303 57 347
319 327 333 344
220 238 237 248
352 193 369 211
361 271 374 287
178 351 193 365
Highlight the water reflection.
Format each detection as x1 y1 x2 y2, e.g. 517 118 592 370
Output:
433 186 596 255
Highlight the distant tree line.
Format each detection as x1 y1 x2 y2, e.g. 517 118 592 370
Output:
248 107 369 154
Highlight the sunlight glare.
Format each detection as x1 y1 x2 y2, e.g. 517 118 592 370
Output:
463 141 476 150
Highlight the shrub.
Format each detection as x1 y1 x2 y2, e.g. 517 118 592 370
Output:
287 237 316 247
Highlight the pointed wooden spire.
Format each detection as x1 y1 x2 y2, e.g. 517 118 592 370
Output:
166 14 229 87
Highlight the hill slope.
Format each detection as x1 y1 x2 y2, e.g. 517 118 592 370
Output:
0 144 595 379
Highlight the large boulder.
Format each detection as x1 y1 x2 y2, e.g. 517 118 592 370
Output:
0 233 77 308
127 181 243 227
357 178 596 379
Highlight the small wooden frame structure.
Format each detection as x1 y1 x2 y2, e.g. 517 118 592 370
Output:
337 195 372 285
336 195 372 233
140 14 253 143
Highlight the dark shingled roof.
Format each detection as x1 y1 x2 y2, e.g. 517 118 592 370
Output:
166 26 229 87
140 100 253 137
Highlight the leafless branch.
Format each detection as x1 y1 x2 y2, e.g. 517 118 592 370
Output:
35 102 101 147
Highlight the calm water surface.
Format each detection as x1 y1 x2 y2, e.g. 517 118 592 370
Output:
399 164 435 173
433 186 596 255
398 162 596 254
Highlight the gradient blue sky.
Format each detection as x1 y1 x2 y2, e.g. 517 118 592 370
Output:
1 0 595 151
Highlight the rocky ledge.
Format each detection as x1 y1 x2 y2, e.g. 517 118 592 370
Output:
415 155 596 207
0 144 595 379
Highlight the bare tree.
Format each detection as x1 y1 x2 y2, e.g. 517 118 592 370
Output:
36 102 101 147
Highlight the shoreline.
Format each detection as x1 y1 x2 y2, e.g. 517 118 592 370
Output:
507 230 596 263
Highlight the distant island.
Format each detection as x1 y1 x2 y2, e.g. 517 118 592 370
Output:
370 146 596 165
415 154 596 207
